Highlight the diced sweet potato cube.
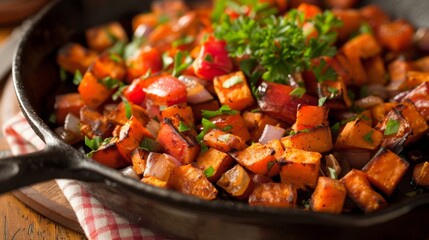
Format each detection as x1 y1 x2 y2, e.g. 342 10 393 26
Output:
141 176 168 188
105 102 150 126
403 82 429 121
377 20 414 52
325 0 358 9
217 164 254 200
116 117 153 162
203 128 247 152
414 56 429 72
86 21 128 52
232 143 279 177
340 169 386 213
213 71 255 111
191 100 220 122
143 152 179 182
91 52 127 81
249 183 297 208
413 162 429 187
78 71 113 108
80 106 115 139
360 5 390 31
242 111 280 141
195 148 234 182
386 59 417 95
131 148 149 175
297 3 321 19
397 100 429 144
57 43 97 74
279 147 321 189
363 148 409 196
91 137 128 169
265 139 284 161
161 103 195 126
294 105 329 131
318 79 352 110
210 114 251 142
54 93 84 125
335 119 383 150
332 9 364 40
157 118 200 164
310 177 346 214
169 164 218 200
406 71 429 89
369 102 397 124
375 108 412 153
280 126 333 153
364 55 387 85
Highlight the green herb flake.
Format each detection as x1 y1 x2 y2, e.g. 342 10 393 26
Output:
112 84 127 101
172 51 193 77
217 134 230 142
197 118 218 142
201 105 239 119
313 59 338 83
360 85 369 98
363 130 374 144
330 122 340 135
73 70 83 85
172 35 195 48
85 136 102 151
162 52 174 69
109 53 122 63
59 68 67 82
222 125 233 132
289 87 306 98
105 28 118 43
327 86 339 98
318 96 328 106
222 75 243 89
204 166 215 178
204 53 214 63
178 121 191 132
102 77 121 89
140 137 162 152
327 167 337 180
302 199 311 210
384 119 400 136
123 98 132 119
108 41 125 56
267 160 277 173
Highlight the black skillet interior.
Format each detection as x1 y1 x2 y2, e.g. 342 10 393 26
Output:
10 0 429 239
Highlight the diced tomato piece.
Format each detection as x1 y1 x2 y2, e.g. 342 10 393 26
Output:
124 79 145 105
193 37 233 81
142 74 187 106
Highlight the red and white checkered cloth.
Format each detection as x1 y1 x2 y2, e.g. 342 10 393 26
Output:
2 112 167 240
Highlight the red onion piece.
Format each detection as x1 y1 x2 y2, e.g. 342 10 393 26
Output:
355 95 384 109
366 84 388 100
64 113 82 137
146 118 160 138
144 152 181 181
340 150 372 170
258 124 286 144
120 166 140 180
55 127 81 145
414 27 429 51
178 75 213 104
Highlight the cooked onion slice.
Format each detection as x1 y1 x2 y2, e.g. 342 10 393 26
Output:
144 152 181 181
258 124 286 144
178 75 213 104
64 113 82 137
55 127 81 145
146 118 161 138
355 95 384 109
120 166 140 180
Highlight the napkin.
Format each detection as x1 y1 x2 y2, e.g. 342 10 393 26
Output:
3 112 166 240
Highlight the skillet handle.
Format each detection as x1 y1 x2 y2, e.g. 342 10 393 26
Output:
0 146 104 194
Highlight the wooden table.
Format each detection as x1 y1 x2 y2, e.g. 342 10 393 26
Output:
0 28 86 239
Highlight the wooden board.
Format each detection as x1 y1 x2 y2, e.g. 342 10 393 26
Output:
0 76 83 234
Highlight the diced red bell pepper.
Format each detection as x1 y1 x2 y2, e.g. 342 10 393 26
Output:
124 79 146 105
143 74 187 106
193 37 233 81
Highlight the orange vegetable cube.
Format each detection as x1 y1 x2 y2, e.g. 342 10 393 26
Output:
86 21 128 52
91 52 127 81
191 100 220 122
249 183 297 208
310 177 346 214
297 3 321 19
56 43 97 74
217 164 254 200
169 164 218 200
280 126 333 153
242 111 280 141
91 137 128 169
141 176 168 188
377 19 414 52
340 169 386 213
54 93 84 125
203 128 247 152
213 71 255 111
265 139 284 161
363 148 409 196
232 142 279 177
364 55 387 85
78 71 113 108
335 119 383 150
80 106 115 139
210 113 251 142
195 148 234 182
413 162 429 187
279 147 321 190
161 103 195 126
406 71 429 89
369 102 397 124
403 82 429 121
106 102 150 126
131 148 149 175
332 9 364 40
294 105 329 131
143 152 179 183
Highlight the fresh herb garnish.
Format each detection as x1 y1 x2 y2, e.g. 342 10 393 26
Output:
49 113 56 124
384 119 400 136
204 54 214 63
196 118 218 142
201 105 239 119
101 77 122 89
109 41 125 56
172 51 192 77
318 96 328 106
330 122 340 134
172 35 195 48
267 160 277 173
123 98 132 119
59 67 67 82
217 134 230 142
109 53 122 63
112 84 127 101
363 130 374 144
327 167 337 180
222 125 233 132
313 59 337 83
85 136 103 151
73 70 83 85
140 137 163 152
289 87 306 98
204 166 215 178
124 36 145 59
178 121 191 132
222 75 243 88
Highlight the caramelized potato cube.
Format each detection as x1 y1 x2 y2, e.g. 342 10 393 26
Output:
213 71 255 111
375 108 412 153
210 114 251 142
141 176 168 188
217 164 254 200
294 105 329 131
86 21 128 52
406 71 429 89
249 183 297 208
54 93 84 125
364 55 387 85
131 148 149 175
91 52 127 81
169 164 218 200
80 106 115 139
203 128 247 152
332 9 364 40
335 119 383 150
161 103 195 126
116 117 153 162
310 177 347 214
402 82 429 121
91 137 128 169
363 148 409 196
369 102 397 124
265 139 284 161
281 126 333 153
78 71 113 108
191 100 220 122
377 19 414 52
106 102 149 126
242 111 280 141
57 43 97 74
195 148 234 182
340 169 386 213
413 162 429 187
232 143 279 177
396 100 428 144
279 148 321 189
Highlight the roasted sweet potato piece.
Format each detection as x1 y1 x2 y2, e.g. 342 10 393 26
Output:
54 93 84 125
242 111 280 141
402 82 429 121
191 100 220 122
325 0 358 9
294 105 329 131
360 4 390 31
213 71 255 111
340 169 386 213
334 119 383 150
203 128 247 152
105 102 150 126
141 176 168 188
131 148 149 175
210 113 251 142
249 183 297 208
91 52 127 81
232 142 279 177
397 100 428 144
386 59 417 95
86 21 128 52
126 46 163 82
169 164 218 200
91 137 128 169
265 139 284 161
279 147 321 190
281 126 333 153
414 56 429 72
161 104 195 126
318 79 352 110
217 164 254 200
310 177 346 214
157 117 200 164
116 116 154 162
78 71 113 108
406 71 429 89
57 43 97 74
195 148 234 182
413 162 429 187
332 9 364 40
369 102 397 124
363 148 409 196
363 55 387 85
377 19 414 52
80 106 115 139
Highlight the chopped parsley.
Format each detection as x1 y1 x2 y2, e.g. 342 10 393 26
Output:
313 59 337 83
204 166 215 178
172 51 193 77
204 54 214 63
73 70 83 85
140 137 163 152
59 67 67 82
123 98 132 119
327 167 337 180
109 53 122 63
85 136 103 151
363 130 374 144
222 75 243 88
201 105 239 119
289 87 306 98
196 118 217 142
384 119 400 136
222 125 233 132
318 96 328 106
101 77 122 89
267 160 277 173
178 121 191 132
172 35 195 48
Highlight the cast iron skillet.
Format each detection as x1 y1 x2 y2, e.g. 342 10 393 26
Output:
1 0 429 239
